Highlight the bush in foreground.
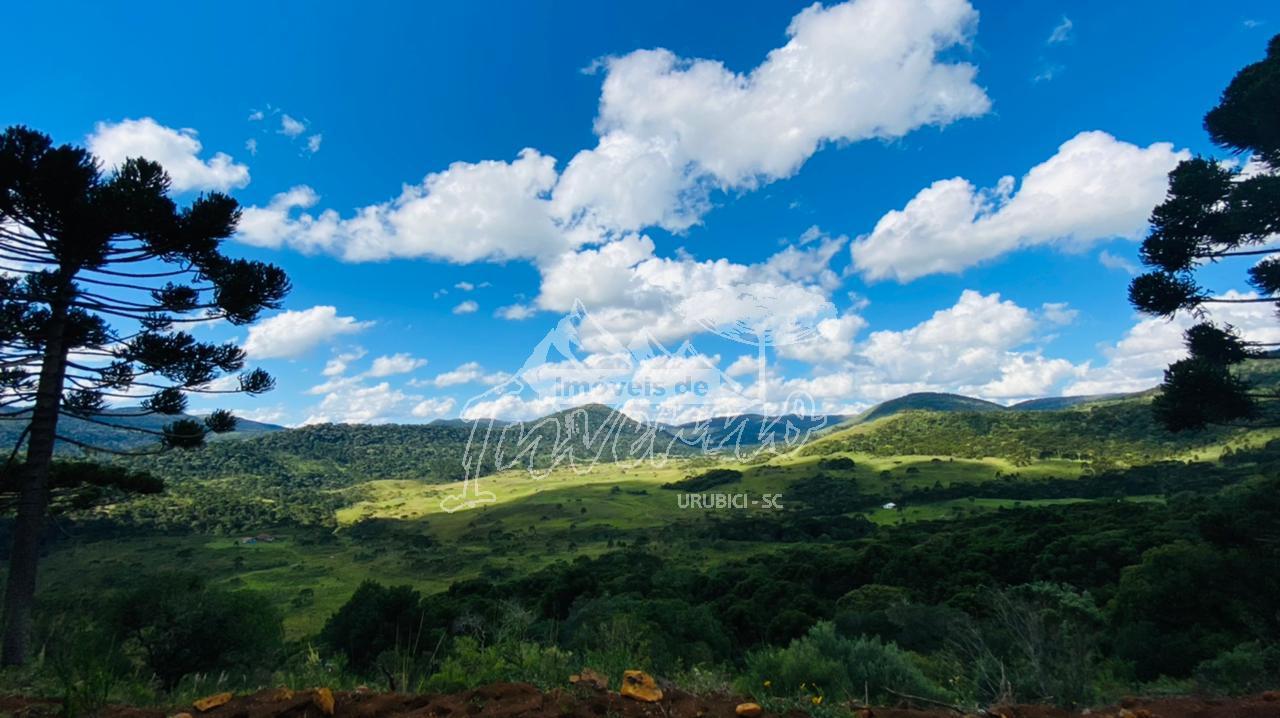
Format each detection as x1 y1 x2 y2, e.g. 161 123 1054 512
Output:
740 621 947 705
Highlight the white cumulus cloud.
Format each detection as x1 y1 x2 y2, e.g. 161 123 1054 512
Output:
238 0 989 262
88 117 250 193
237 150 567 263
496 304 537 320
534 233 855 355
553 0 990 234
322 347 367 377
808 290 1090 403
243 306 372 359
411 397 457 419
279 114 306 138
303 381 410 424
1066 291 1280 395
428 361 507 388
365 353 428 378
850 131 1187 281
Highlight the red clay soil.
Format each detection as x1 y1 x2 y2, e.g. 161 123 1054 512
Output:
0 684 1277 718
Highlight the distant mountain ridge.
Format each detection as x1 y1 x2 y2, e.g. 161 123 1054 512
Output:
0 390 1160 457
110 403 698 486
14 357 1280 463
800 374 1280 464
1009 393 1141 411
0 407 283 454
665 413 848 447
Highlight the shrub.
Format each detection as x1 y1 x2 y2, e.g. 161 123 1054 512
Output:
949 583 1103 707
1112 541 1243 680
563 596 730 675
817 457 856 471
662 468 743 491
836 585 911 613
320 581 429 672
740 622 948 704
672 665 735 695
565 613 655 684
1194 642 1280 695
109 574 283 689
427 637 572 692
42 615 133 718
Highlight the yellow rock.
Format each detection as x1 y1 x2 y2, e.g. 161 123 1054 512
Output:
313 687 336 716
620 670 663 702
193 692 233 712
735 702 762 717
270 688 294 701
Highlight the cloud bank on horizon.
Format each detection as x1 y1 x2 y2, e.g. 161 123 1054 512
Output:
65 0 1275 425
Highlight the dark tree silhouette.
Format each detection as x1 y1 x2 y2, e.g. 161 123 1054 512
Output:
0 126 290 664
0 460 162 515
1129 35 1280 431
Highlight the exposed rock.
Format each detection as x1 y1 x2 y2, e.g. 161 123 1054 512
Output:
734 702 762 717
192 692 232 712
569 668 610 690
620 670 663 702
313 687 336 716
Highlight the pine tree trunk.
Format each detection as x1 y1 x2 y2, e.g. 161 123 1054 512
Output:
1 303 68 666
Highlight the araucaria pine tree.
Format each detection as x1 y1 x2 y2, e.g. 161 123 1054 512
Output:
0 126 290 664
1128 35 1280 431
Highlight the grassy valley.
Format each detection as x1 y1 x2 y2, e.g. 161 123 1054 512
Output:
0 380 1272 711
6 9 1280 717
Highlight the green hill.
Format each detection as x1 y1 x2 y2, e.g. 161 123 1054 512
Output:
666 413 847 447
112 403 690 488
1009 393 1140 411
118 422 477 486
858 392 1005 423
803 397 1260 465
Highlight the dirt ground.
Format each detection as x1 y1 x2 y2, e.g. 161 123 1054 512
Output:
0 683 1277 718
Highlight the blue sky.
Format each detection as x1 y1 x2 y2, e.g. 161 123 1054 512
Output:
5 0 1279 425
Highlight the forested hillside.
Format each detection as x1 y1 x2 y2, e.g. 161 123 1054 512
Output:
857 392 1004 422
806 399 1260 464
112 404 691 487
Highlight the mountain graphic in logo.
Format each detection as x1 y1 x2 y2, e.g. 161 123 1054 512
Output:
440 301 827 513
